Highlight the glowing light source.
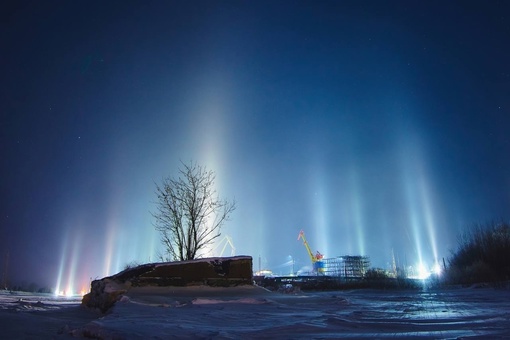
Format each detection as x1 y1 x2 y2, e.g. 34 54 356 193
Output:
417 262 430 280
432 262 441 276
54 234 68 297
399 133 443 282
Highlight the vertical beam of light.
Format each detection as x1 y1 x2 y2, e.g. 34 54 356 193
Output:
147 231 156 263
230 166 267 271
399 131 421 273
193 74 230 173
419 173 439 264
113 231 124 274
197 108 225 259
403 176 424 269
65 230 81 296
242 206 268 270
311 166 329 258
132 221 158 264
336 179 354 256
103 216 118 277
55 221 93 295
375 212 392 270
54 232 68 295
192 74 232 259
399 131 440 273
349 167 366 256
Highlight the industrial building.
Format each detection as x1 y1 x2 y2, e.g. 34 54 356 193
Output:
298 230 370 279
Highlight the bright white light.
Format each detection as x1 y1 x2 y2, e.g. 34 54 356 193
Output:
433 263 441 276
417 263 431 280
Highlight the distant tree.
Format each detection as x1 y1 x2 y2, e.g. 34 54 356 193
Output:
38 286 53 294
152 161 236 261
365 268 389 280
28 282 38 292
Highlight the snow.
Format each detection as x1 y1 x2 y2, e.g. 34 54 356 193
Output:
191 297 268 305
1 285 509 338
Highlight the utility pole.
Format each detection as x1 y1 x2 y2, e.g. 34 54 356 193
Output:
2 250 9 289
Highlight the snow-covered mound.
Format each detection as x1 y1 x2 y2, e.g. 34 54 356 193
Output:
82 256 253 312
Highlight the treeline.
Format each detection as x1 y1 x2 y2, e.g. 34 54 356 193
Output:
5 282 53 294
363 221 510 287
446 221 510 284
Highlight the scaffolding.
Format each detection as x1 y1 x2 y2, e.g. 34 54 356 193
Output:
322 256 370 279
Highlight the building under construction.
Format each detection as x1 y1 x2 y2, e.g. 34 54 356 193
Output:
322 255 370 279
298 230 370 279
253 232 371 290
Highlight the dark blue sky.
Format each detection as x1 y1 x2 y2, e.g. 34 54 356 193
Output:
1 1 509 291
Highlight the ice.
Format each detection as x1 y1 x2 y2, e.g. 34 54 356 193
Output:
0 285 509 338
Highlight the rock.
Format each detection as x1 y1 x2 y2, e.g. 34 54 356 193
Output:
82 256 253 312
82 278 128 313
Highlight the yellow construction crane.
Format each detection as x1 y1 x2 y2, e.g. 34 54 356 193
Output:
297 230 325 274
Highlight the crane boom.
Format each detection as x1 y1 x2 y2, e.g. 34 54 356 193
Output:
213 235 236 257
298 230 317 263
298 230 324 261
298 230 325 274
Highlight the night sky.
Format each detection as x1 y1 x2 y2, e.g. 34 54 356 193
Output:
2 1 509 292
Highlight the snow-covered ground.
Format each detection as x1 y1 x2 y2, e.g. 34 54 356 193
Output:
1 285 509 339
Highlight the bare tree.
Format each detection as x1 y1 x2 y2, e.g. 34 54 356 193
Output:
152 161 236 261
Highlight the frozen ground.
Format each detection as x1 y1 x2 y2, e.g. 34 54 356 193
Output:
1 285 509 339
